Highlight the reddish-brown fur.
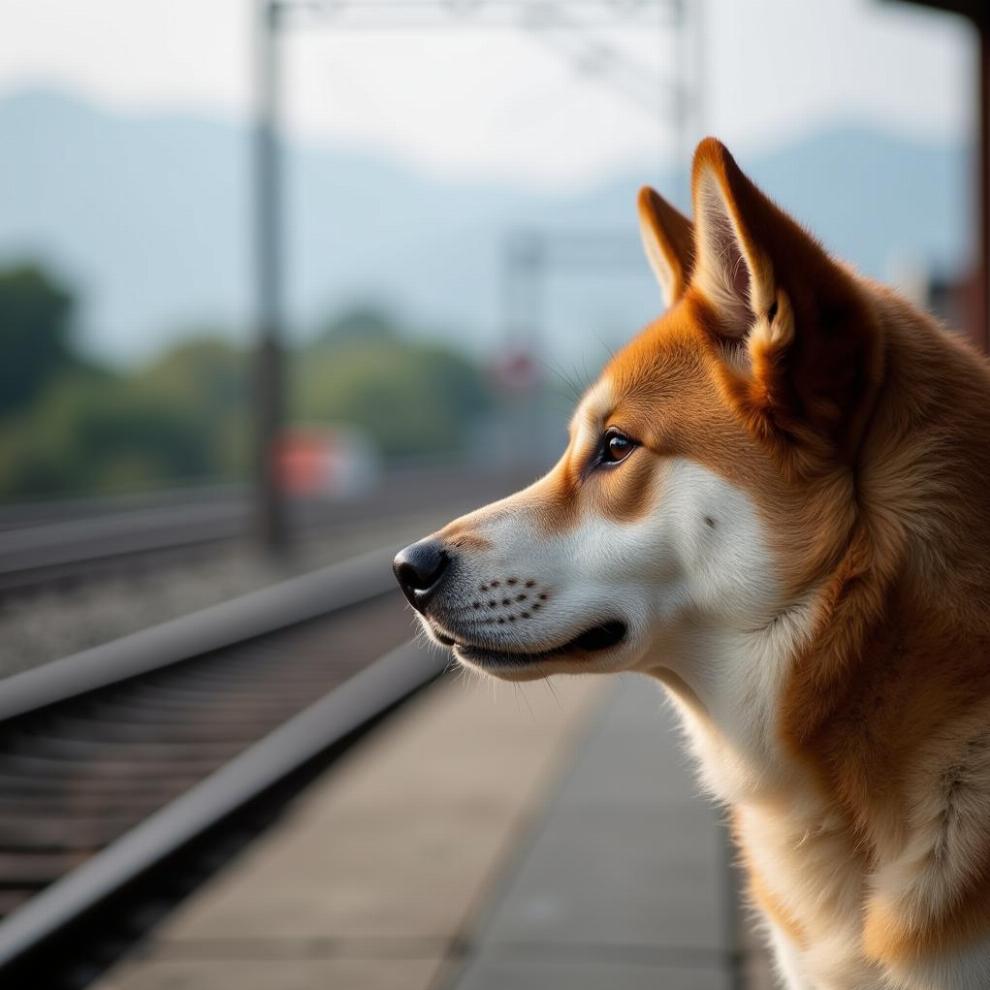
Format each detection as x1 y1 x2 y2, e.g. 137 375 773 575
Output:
434 138 990 974
683 141 990 964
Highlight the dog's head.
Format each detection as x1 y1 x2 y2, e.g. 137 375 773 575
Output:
394 139 883 683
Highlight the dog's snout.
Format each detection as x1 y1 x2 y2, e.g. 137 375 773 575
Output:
393 538 451 611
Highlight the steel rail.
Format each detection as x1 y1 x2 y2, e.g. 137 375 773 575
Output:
0 544 398 723
0 637 445 973
0 462 534 598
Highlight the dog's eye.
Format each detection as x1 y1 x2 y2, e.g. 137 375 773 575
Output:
602 430 635 464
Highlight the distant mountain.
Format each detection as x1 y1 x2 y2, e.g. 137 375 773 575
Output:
0 88 968 366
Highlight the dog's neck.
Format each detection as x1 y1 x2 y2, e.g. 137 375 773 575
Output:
642 586 827 812
646 294 990 843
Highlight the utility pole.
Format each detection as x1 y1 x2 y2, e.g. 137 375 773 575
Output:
978 18 989 354
887 0 989 354
499 228 656 461
249 0 675 554
673 0 704 208
672 0 690 206
254 0 288 555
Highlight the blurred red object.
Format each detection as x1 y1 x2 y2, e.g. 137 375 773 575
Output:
276 427 380 498
491 348 540 391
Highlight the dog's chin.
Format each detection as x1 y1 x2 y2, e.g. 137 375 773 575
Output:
426 619 629 682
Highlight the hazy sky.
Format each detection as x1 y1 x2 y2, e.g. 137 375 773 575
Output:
0 0 976 187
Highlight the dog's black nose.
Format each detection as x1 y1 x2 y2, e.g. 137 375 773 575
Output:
393 538 450 611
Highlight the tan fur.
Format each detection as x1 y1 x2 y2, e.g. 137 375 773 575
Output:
402 139 990 988
733 808 808 949
637 186 695 305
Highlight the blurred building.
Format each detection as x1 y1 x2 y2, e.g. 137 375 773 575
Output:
895 0 989 353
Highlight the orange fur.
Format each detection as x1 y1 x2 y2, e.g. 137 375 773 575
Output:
408 138 990 986
734 809 809 949
692 142 990 973
597 150 990 970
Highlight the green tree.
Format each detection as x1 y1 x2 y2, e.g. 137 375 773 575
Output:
0 296 491 499
296 333 491 459
138 334 250 479
318 305 397 346
0 374 216 498
0 263 77 417
0 333 250 500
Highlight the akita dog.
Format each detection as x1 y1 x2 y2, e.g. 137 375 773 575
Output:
393 139 990 990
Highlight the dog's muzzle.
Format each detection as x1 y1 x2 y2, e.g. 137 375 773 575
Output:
392 538 451 612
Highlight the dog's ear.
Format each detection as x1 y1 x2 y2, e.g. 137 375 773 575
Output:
637 186 694 307
690 138 883 469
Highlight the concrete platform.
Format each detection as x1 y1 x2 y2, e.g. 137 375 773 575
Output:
450 675 741 990
95 670 763 990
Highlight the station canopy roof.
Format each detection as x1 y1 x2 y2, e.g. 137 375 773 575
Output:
887 0 986 23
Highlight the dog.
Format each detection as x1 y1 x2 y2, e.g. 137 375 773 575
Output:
393 138 990 989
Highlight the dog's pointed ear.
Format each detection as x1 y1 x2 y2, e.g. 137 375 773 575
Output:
690 138 883 468
637 186 694 307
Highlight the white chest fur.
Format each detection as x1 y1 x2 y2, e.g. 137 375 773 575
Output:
734 801 883 989
648 596 889 989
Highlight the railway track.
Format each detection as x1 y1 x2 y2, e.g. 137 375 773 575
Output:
0 462 536 599
0 550 444 988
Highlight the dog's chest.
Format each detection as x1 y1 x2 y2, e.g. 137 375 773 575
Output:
667 699 880 983
735 803 887 987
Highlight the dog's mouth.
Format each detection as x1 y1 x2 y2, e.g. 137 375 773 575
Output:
434 620 628 667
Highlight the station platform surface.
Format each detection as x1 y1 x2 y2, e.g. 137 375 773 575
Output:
96 668 770 990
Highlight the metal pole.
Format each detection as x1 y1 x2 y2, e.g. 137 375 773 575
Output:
673 0 691 209
976 18 990 354
693 0 705 137
254 0 288 555
522 232 545 368
500 232 520 351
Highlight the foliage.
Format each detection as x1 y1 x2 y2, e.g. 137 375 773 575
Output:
0 317 253 498
318 304 397 346
0 263 77 417
134 335 250 479
0 278 491 498
0 352 237 498
296 309 491 459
